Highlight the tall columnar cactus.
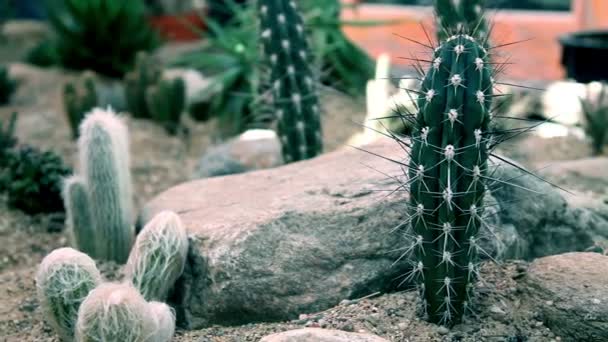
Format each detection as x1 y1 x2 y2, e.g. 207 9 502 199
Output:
146 77 186 135
125 52 162 119
63 71 98 138
125 211 189 302
406 34 493 326
36 247 102 341
63 108 134 263
435 0 488 44
258 0 323 163
75 282 175 342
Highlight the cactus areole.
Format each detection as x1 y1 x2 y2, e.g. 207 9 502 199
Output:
258 0 323 162
407 34 493 325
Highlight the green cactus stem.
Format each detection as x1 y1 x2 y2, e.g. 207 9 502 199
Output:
258 0 323 162
146 77 186 135
125 52 162 119
406 33 493 326
36 247 102 341
435 0 488 44
63 71 98 139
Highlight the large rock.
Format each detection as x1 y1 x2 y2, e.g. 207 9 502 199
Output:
523 253 608 341
141 140 608 328
260 328 389 342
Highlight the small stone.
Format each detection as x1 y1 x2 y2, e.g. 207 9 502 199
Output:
298 314 308 320
437 326 450 335
545 300 553 306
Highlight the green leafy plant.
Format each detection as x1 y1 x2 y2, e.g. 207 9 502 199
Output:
45 0 158 78
63 72 98 139
25 40 61 67
1 145 72 214
579 82 608 155
0 65 16 105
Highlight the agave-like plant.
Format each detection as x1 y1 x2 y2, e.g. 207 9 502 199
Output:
45 0 158 78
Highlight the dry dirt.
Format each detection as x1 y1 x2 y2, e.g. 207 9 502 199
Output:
0 42 606 341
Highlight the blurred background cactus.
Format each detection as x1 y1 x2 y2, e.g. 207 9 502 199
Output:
0 111 17 167
0 65 16 105
36 247 102 341
435 0 489 43
258 0 323 162
41 0 158 78
63 72 98 139
64 108 134 263
579 82 608 155
125 52 185 135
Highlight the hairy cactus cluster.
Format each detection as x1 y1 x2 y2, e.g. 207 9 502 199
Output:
36 248 102 341
403 33 494 326
435 0 488 44
258 0 323 162
37 210 187 341
125 211 189 302
63 108 134 263
125 52 185 135
63 72 98 139
75 283 175 342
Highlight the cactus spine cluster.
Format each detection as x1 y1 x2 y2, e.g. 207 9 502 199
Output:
435 0 488 44
406 33 493 325
258 0 323 162
36 248 102 341
63 108 134 263
75 282 175 342
63 72 98 138
125 211 189 302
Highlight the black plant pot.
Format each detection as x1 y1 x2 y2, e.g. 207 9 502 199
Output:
559 30 608 83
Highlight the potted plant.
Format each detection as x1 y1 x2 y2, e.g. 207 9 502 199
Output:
559 30 608 83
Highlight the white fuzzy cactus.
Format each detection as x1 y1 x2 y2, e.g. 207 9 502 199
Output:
63 107 134 263
75 282 174 342
125 211 188 301
148 301 176 342
36 247 102 341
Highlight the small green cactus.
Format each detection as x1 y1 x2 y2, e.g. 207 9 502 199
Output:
435 0 488 44
0 64 16 105
125 52 163 119
36 247 102 341
63 107 134 263
63 72 98 139
75 282 174 342
405 33 493 326
63 176 96 257
258 0 323 162
146 77 186 135
579 81 608 155
125 211 188 302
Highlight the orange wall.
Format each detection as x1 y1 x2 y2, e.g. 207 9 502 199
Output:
341 0 608 81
